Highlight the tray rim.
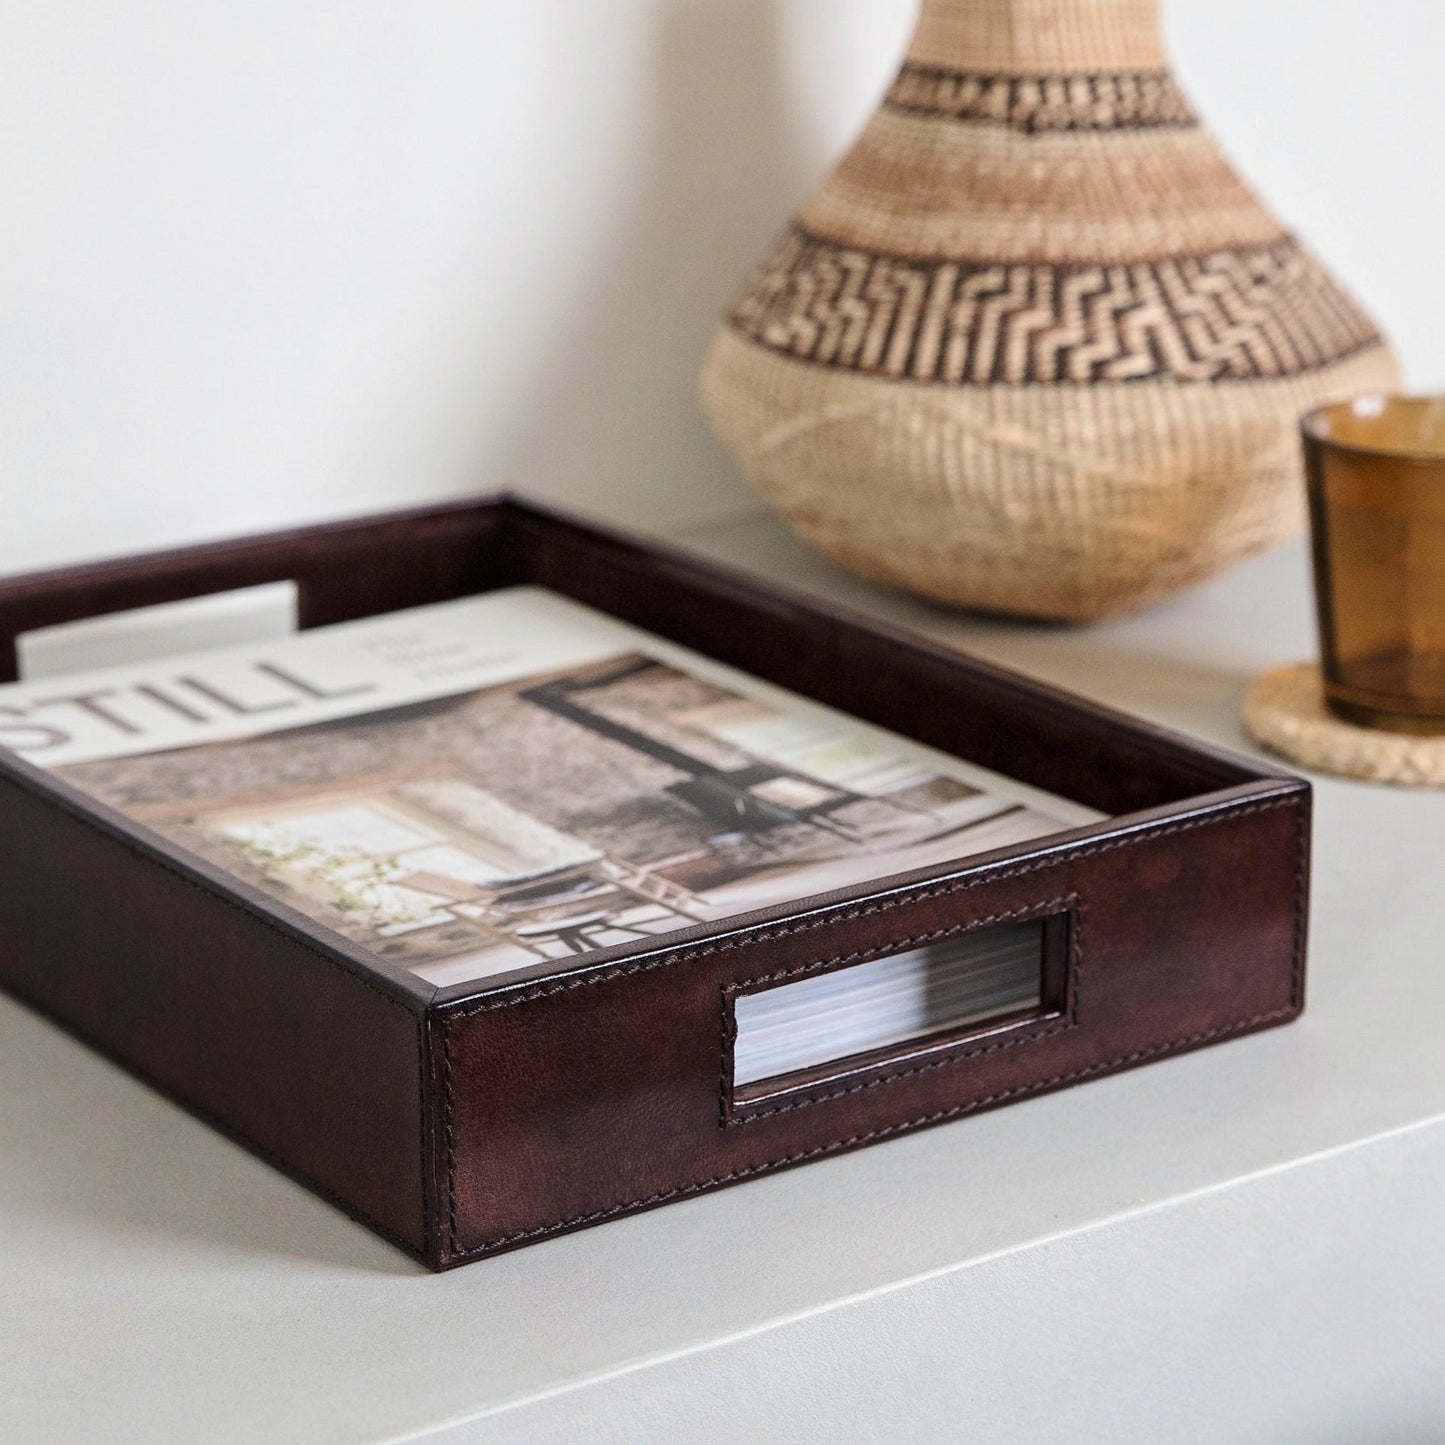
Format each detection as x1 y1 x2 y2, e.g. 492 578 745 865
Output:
0 492 1308 1018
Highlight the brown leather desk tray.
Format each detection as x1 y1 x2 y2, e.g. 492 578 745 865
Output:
0 496 1308 1269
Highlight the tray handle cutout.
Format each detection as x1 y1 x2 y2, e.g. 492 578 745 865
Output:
727 909 1073 1112
16 582 299 680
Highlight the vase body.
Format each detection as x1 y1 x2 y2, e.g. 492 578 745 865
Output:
700 0 1399 620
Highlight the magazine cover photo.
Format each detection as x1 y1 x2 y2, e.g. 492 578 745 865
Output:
59 649 1068 987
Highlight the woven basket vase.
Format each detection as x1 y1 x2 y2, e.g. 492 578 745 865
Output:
700 0 1399 620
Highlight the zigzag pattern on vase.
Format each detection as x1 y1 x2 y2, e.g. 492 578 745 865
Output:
884 63 1198 132
727 227 1384 386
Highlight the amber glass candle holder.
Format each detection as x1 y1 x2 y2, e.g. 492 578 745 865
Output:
1303 396 1445 734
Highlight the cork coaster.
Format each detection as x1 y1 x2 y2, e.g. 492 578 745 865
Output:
1244 663 1445 787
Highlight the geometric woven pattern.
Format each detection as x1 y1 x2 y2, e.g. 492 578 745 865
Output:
700 0 1401 619
729 226 1384 385
885 64 1197 132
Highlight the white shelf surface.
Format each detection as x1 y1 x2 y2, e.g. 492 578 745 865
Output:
4 516 1444 1443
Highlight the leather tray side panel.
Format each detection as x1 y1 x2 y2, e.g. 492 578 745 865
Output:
437 791 1307 1265
0 764 429 1258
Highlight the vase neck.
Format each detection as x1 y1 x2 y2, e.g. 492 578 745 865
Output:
909 0 1168 73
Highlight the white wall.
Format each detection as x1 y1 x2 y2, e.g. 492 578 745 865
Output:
3 0 1443 576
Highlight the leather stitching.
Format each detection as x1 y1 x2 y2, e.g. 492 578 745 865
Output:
456 1004 1299 1258
439 794 1307 1260
441 1008 459 1255
719 896 1078 1124
1289 785 1310 1013
717 976 734 1130
444 798 1297 1021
